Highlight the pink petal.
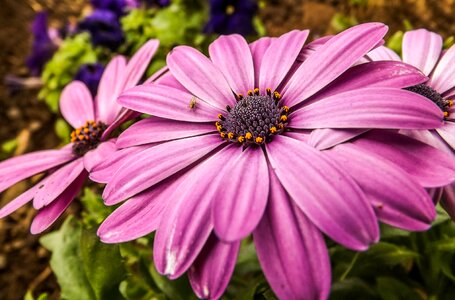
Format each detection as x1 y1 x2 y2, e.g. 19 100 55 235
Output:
152 72 187 91
118 84 223 122
402 29 442 76
429 44 455 94
366 46 401 61
33 158 85 209
290 88 443 129
96 56 127 124
327 143 436 231
0 179 45 218
83 139 117 172
283 23 388 107
103 134 222 205
436 121 455 150
212 148 269 242
253 168 330 300
154 145 239 278
351 130 455 187
144 66 169 84
30 171 87 234
0 147 75 193
266 135 379 251
306 61 428 105
117 118 215 148
188 235 240 300
167 46 236 110
60 81 95 128
121 39 160 90
209 34 254 94
250 37 275 87
101 109 140 140
309 128 368 150
259 30 309 93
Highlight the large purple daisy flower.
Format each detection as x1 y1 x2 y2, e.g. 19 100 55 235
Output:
0 40 159 234
368 29 455 218
96 24 455 299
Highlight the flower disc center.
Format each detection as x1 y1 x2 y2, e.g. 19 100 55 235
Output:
70 120 107 156
405 84 453 117
216 88 289 145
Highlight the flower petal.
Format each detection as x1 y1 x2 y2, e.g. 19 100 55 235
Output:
117 118 215 148
253 168 330 300
188 235 240 300
83 139 117 172
212 148 269 242
283 23 388 107
33 158 85 209
430 44 455 94
103 134 222 204
144 66 169 84
366 45 401 61
442 183 455 220
436 121 455 150
154 145 238 278
60 81 95 128
0 179 45 218
327 143 436 230
259 30 309 92
351 130 455 187
309 128 368 150
0 147 75 193
250 37 274 87
209 34 254 94
402 29 442 76
121 39 159 90
290 88 443 129
266 135 379 250
167 46 236 109
118 84 223 122
96 56 127 124
307 61 428 104
30 171 86 234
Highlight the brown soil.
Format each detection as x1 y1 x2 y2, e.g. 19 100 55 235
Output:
2 0 455 299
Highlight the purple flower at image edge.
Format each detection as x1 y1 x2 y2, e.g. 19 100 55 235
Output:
0 40 160 234
26 11 59 76
91 0 128 17
74 63 105 97
205 0 258 36
94 23 455 299
78 9 124 50
368 29 455 219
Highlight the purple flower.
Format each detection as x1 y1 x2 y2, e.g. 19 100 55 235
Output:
74 63 105 97
0 40 160 234
204 0 258 36
26 12 59 76
95 24 455 299
78 9 124 50
91 0 128 17
368 29 455 219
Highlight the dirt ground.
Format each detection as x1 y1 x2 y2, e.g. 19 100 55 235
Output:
2 0 455 299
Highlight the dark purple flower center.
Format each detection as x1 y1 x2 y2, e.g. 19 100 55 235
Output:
405 84 453 118
215 88 289 145
70 120 107 156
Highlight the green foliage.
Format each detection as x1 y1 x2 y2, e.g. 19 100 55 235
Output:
386 31 404 56
39 33 98 112
444 36 455 49
331 13 358 33
40 217 126 300
54 118 72 145
80 188 115 226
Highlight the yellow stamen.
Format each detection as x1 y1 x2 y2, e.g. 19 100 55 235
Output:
255 137 264 144
449 100 454 107
247 90 253 96
254 88 260 95
280 115 288 122
220 132 226 138
444 111 449 118
238 136 245 143
282 106 289 113
245 132 253 140
270 126 277 134
228 132 235 139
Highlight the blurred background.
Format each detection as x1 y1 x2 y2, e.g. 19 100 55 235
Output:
2 0 455 299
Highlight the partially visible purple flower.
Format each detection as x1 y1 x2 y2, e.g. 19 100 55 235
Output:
91 0 128 17
26 12 59 76
204 0 258 36
95 24 455 299
368 29 455 219
78 9 124 50
74 63 105 97
0 40 160 234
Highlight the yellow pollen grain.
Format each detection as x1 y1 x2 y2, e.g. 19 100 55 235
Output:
228 132 235 139
280 115 288 122
255 137 264 144
78 135 84 140
238 136 245 143
84 128 89 133
226 5 235 15
220 132 226 138
282 106 289 113
254 88 259 95
449 100 454 107
245 132 252 139
274 91 281 99
76 129 81 135
444 111 449 117
270 126 277 134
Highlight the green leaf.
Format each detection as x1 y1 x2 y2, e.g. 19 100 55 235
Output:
364 242 419 266
376 277 422 300
80 188 115 225
330 13 358 33
80 228 126 300
40 217 96 300
330 278 379 300
54 118 71 144
1 138 18 154
444 36 455 49
386 31 404 56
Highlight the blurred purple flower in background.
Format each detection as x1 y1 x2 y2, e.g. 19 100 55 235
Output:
74 63 105 97
26 12 59 76
91 0 128 17
204 0 258 36
78 9 124 50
